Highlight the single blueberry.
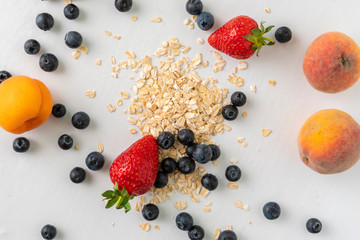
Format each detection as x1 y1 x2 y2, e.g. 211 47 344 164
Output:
186 144 197 158
263 202 281 220
201 173 218 191
41 224 57 240
208 144 221 161
0 70 12 83
177 129 195 146
36 13 54 31
157 131 175 149
231 91 247 107
39 53 59 72
188 225 205 240
142 203 159 221
13 137 30 153
176 212 194 231
222 105 238 121
70 167 86 183
114 0 133 12
177 157 196 174
196 12 214 31
65 31 83 49
225 165 242 182
275 26 292 43
52 104 66 118
154 171 168 188
58 134 73 150
64 3 80 20
161 157 177 174
85 152 105 171
192 144 212 164
71 111 90 129
186 0 203 15
218 230 238 240
24 39 41 55
306 218 322 234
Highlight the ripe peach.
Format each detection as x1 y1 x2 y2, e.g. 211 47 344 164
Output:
303 32 360 93
297 109 360 174
0 76 53 134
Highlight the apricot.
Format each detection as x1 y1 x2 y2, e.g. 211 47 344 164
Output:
0 76 53 134
297 109 360 174
303 32 360 93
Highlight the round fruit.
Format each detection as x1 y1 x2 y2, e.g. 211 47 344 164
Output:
36 13 54 31
115 0 133 12
218 230 237 240
275 26 292 43
263 202 281 220
154 171 168 188
188 225 205 240
0 70 12 83
192 144 212 164
71 111 90 129
196 12 214 31
142 203 159 221
161 157 177 174
177 157 196 174
208 144 221 161
70 167 86 183
186 0 203 15
39 53 58 72
201 173 218 191
41 224 57 239
177 129 195 146
24 39 41 55
231 91 247 107
225 165 241 182
64 3 80 20
176 212 194 231
13 137 30 153
157 131 175 149
52 104 66 118
186 144 197 158
222 105 238 121
306 218 322 234
58 134 73 150
65 31 83 48
85 152 105 171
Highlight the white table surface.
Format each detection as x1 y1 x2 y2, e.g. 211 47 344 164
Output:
1 0 360 239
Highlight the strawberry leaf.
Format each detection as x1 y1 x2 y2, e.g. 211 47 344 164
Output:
243 34 256 43
267 41 275 46
105 198 118 209
251 28 261 36
102 190 115 199
265 25 274 33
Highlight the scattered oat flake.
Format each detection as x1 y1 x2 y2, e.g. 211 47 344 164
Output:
204 201 212 207
151 17 162 23
78 45 88 54
131 16 138 21
94 59 102 66
213 51 222 60
262 129 272 137
192 15 198 21
62 0 72 4
250 84 256 93
243 141 247 147
230 158 238 164
242 112 248 118
197 38 205 45
237 138 245 143
235 200 243 209
129 128 137 134
121 91 130 99
226 225 232 230
107 104 116 113
125 51 136 59
238 61 248 70
114 35 121 40
228 182 239 189
213 228 221 239
212 159 218 166
188 22 195 29
174 201 187 210
74 145 80 150
139 223 150 232
128 116 137 125
203 208 211 212
105 30 111 36
111 222 115 227
134 202 143 211
110 56 116 65
154 225 160 230
140 196 146 202
265 7 271 13
243 204 251 211
182 46 191 54
97 143 104 153
200 188 210 197
247 220 252 224
234 67 238 73
85 89 96 98
184 19 191 25
116 99 123 106
269 80 276 86
72 50 80 59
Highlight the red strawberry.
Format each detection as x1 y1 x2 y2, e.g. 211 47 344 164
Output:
208 15 275 59
102 135 158 212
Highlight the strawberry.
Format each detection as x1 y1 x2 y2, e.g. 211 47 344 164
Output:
208 15 275 59
102 135 159 212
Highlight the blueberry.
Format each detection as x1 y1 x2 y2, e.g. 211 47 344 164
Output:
39 53 58 72
0 70 12 83
176 212 193 231
225 165 241 182
52 104 66 118
65 31 83 49
161 157 177 174
13 137 30 153
188 225 205 240
201 173 218 191
263 202 281 220
177 157 196 174
41 224 57 240
222 105 238 121
71 111 90 129
306 218 322 234
218 230 237 240
58 134 73 150
142 203 159 221
186 0 203 15
36 13 54 31
154 171 168 188
231 91 247 107
275 26 292 43
115 0 133 12
64 4 80 20
192 144 212 164
186 144 197 158
70 167 86 183
177 129 195 146
157 131 175 149
208 144 220 161
85 152 105 171
196 12 214 31
24 39 41 55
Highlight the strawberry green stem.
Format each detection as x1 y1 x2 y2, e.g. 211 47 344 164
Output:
243 22 275 56
102 181 134 213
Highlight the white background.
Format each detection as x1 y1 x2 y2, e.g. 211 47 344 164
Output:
1 0 360 239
